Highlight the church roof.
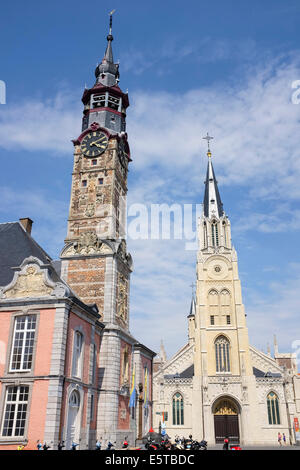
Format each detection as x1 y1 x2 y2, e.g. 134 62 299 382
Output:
203 156 224 219
188 295 196 317
164 364 194 379
253 367 282 378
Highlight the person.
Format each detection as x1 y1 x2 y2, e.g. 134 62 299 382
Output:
283 433 286 445
122 438 129 449
278 432 282 446
58 440 65 450
36 440 42 450
106 441 114 450
95 438 102 450
43 442 51 450
223 437 229 450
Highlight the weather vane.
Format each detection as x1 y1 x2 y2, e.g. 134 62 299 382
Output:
202 132 213 156
109 9 116 34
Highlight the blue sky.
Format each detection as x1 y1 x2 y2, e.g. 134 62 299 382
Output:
0 0 300 360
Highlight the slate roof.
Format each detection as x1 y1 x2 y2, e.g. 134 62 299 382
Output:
164 364 194 380
253 367 282 378
203 158 224 219
0 222 53 286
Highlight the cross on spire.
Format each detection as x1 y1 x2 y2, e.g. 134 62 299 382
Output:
190 282 196 297
203 132 213 157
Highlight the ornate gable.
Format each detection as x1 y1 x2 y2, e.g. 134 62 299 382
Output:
0 256 69 300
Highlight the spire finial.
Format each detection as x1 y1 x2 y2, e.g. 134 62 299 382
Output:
108 9 116 37
203 132 213 157
190 282 196 297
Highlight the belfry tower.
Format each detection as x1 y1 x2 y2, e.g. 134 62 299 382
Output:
60 14 155 446
61 13 132 325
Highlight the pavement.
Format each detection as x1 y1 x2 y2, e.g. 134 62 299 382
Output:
208 444 300 450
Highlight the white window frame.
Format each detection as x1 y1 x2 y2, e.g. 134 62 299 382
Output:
72 331 84 379
9 315 37 372
1 385 29 437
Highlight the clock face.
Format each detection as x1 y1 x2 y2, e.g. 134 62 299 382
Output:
118 139 128 168
80 131 108 157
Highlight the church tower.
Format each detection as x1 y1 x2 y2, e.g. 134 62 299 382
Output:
191 135 257 443
152 136 299 446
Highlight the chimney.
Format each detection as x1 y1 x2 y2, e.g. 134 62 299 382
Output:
19 218 33 235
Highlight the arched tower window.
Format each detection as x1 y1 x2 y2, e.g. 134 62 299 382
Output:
215 335 230 373
222 220 227 246
203 222 208 248
220 289 231 324
208 289 219 325
72 331 83 379
172 393 184 425
211 220 219 247
267 392 280 425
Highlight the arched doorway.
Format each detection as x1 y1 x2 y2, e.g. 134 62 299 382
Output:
213 397 240 444
66 390 80 449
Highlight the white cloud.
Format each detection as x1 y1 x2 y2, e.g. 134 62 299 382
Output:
127 57 300 200
0 90 81 154
0 187 68 256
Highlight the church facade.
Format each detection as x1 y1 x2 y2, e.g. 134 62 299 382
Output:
153 145 300 447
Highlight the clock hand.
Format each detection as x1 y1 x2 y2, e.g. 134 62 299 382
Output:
91 137 107 145
90 142 103 148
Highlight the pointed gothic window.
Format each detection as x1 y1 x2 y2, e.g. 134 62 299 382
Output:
172 393 184 426
220 289 231 322
203 222 208 248
267 392 280 425
211 220 219 247
215 335 230 373
208 289 219 320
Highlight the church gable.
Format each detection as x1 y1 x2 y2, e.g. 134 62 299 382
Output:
250 345 283 375
154 342 194 378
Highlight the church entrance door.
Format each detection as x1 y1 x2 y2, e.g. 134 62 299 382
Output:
213 398 240 443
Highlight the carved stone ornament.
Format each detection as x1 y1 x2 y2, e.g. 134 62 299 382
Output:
117 273 128 322
61 235 114 258
85 203 95 218
0 257 69 300
117 240 133 269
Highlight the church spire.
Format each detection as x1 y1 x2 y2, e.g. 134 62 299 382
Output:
95 10 120 87
202 133 224 220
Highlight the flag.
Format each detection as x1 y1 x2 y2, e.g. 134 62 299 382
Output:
129 364 136 408
144 367 148 409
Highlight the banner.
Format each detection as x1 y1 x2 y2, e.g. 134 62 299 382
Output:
129 364 136 408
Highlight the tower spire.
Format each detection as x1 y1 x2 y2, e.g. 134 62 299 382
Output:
202 133 224 219
95 9 120 87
